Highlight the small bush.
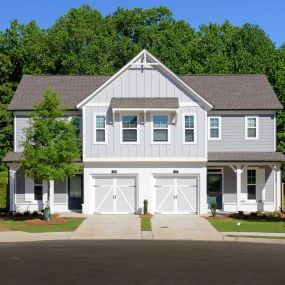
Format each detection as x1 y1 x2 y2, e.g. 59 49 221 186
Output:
238 211 244 216
23 210 31 216
210 201 217 217
250 212 257 217
143 199 148 215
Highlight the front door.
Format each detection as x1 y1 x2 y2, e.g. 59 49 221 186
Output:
68 175 83 210
207 171 223 209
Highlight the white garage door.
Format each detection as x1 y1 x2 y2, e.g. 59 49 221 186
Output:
94 176 136 214
155 176 198 214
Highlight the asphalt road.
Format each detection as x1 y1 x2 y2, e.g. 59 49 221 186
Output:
0 240 284 285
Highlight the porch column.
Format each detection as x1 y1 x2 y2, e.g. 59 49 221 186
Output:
230 165 244 212
9 169 16 212
275 166 282 211
49 180 54 214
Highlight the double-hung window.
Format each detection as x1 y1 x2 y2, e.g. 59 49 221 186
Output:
95 115 106 143
152 115 169 143
209 117 221 139
245 116 258 139
184 115 195 143
34 180 43 201
247 169 256 200
122 115 138 142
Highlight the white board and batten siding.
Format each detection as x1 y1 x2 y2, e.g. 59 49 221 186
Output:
84 67 207 160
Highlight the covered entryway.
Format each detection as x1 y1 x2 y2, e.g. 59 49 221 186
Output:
94 176 136 214
68 174 83 211
155 176 198 214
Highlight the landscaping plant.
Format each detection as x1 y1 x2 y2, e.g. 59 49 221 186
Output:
210 200 217 217
143 199 148 215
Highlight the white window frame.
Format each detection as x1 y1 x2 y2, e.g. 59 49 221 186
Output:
245 116 259 140
208 116 221 140
246 168 257 201
120 113 140 144
94 114 107 144
182 113 197 144
151 114 170 144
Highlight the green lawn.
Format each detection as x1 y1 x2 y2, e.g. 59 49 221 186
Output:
208 218 285 233
226 235 285 240
141 217 152 231
0 218 84 233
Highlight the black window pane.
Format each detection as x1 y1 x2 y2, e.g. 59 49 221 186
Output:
123 129 137 141
96 130 105 142
34 186 43 201
247 185 256 200
185 129 194 142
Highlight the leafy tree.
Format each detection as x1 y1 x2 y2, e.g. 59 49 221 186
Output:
20 90 80 219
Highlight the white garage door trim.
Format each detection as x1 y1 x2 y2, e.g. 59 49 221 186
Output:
93 176 137 214
154 175 198 214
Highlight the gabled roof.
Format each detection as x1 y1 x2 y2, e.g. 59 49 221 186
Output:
8 51 283 111
110 98 179 109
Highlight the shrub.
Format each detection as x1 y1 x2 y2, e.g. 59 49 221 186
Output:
23 210 31 216
238 211 244 216
210 201 217 217
143 199 148 215
250 212 257 217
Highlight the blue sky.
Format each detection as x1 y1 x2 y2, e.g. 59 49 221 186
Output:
0 0 284 46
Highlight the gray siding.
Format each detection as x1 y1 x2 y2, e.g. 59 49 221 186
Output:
208 112 275 152
15 114 82 152
54 179 67 203
265 166 274 202
223 166 237 203
15 167 25 203
85 67 206 159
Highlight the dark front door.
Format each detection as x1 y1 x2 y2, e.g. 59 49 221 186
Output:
207 172 223 209
68 175 83 210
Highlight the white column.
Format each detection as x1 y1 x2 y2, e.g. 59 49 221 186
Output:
275 166 281 211
9 169 16 211
82 167 93 214
236 166 244 212
199 166 208 214
49 180 54 214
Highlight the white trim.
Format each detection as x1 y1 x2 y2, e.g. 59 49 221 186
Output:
83 157 208 162
151 114 170 145
93 113 107 144
245 116 259 140
113 108 178 112
76 49 213 109
209 110 276 115
14 114 17 152
182 113 197 144
204 109 208 158
179 102 201 107
273 113 276 151
120 113 140 145
208 116 221 140
82 107 86 158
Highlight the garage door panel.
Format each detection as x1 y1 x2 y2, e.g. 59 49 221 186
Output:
177 186 196 213
156 186 174 212
116 186 135 212
95 186 113 212
117 177 136 186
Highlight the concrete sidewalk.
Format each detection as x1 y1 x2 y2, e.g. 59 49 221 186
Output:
152 215 223 240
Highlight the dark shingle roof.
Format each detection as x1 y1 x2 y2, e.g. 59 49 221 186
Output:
208 152 285 162
2 152 23 162
179 74 283 110
8 74 283 111
110 97 179 109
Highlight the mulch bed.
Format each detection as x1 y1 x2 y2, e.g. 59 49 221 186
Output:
140 214 153 218
25 214 65 225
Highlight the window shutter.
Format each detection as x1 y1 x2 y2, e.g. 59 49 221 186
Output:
257 168 265 202
25 175 34 201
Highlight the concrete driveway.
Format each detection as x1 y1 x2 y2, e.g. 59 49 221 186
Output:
76 215 141 239
152 215 222 240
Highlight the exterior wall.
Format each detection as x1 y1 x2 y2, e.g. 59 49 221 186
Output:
208 111 275 152
14 113 82 152
14 167 68 212
84 67 207 159
82 162 208 215
221 165 276 212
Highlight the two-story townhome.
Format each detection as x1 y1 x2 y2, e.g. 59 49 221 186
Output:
3 50 285 215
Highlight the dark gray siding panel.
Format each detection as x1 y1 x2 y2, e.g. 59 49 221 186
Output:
54 179 67 204
223 166 237 203
265 166 274 202
15 167 25 203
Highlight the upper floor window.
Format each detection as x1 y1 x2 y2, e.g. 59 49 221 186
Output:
245 116 258 139
247 169 256 200
34 180 43 201
184 114 196 143
122 115 138 143
208 117 221 140
95 115 106 143
152 115 169 143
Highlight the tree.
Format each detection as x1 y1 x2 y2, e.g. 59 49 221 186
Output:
20 89 81 219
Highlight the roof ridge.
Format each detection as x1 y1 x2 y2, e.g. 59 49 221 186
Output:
179 74 266 77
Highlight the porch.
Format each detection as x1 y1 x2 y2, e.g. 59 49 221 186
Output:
207 152 283 213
